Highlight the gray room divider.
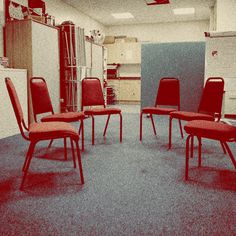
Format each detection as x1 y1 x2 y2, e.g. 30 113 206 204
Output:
141 42 205 111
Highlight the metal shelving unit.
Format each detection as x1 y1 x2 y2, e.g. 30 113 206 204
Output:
59 21 86 112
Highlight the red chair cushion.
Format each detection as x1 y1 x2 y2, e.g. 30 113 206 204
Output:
84 107 121 116
170 111 214 121
41 112 85 122
142 106 176 115
29 122 79 140
184 120 236 141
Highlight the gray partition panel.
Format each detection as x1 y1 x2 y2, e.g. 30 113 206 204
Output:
141 42 205 112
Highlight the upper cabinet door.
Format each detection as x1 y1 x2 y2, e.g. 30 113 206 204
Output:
106 43 122 64
106 43 141 64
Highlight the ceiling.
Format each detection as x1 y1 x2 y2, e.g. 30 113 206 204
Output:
62 0 216 26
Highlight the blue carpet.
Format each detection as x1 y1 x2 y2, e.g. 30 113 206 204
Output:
0 112 236 235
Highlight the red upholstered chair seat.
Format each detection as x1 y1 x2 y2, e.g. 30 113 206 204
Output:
170 111 214 121
41 112 85 122
169 77 224 149
84 107 121 116
5 78 84 190
140 77 181 141
184 120 236 141
184 119 236 181
30 77 85 151
29 122 79 140
142 107 177 115
82 77 122 145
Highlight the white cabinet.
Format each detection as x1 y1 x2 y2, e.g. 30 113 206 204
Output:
107 79 141 103
119 80 141 101
5 19 60 123
105 43 141 64
0 69 27 139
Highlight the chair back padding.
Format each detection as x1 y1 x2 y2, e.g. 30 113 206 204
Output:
155 77 180 109
30 77 54 115
198 77 224 117
82 77 105 109
5 77 24 125
5 78 29 140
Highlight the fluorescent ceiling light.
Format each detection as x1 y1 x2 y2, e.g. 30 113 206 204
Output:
111 12 134 19
173 8 195 15
145 0 170 5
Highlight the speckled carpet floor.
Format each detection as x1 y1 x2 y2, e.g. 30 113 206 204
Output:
0 107 236 235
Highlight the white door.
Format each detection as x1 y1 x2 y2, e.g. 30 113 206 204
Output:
31 21 60 112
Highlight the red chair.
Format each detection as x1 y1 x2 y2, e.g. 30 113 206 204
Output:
184 120 236 180
169 77 224 149
81 77 122 145
140 77 183 141
5 78 84 190
30 77 85 151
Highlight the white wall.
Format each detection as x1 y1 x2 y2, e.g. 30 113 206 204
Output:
106 20 209 43
44 0 105 36
216 0 236 31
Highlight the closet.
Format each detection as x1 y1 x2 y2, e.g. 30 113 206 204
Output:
5 19 60 123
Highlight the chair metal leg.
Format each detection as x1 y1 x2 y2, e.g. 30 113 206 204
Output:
75 140 84 184
20 141 36 190
140 112 143 141
169 117 173 149
47 139 54 149
191 136 194 158
92 115 95 145
223 142 236 168
150 114 157 136
185 135 192 180
197 136 202 167
64 138 67 160
220 141 226 154
119 113 122 143
70 138 76 168
22 143 34 172
103 114 111 136
178 119 184 138
40 139 54 158
78 122 82 136
79 119 84 151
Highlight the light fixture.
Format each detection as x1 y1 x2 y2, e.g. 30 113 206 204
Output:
145 0 170 6
173 8 195 15
111 12 134 19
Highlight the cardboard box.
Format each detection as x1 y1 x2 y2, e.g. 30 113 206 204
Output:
27 15 46 23
124 37 138 42
115 36 127 43
104 36 115 44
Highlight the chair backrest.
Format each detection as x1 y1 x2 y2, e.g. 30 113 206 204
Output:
5 78 29 140
81 77 105 110
30 77 54 120
198 77 224 119
155 77 180 109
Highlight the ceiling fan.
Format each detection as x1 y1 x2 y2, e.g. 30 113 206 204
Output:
145 0 170 6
